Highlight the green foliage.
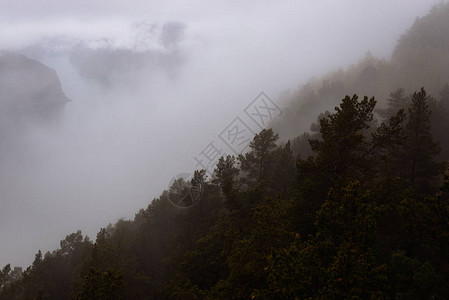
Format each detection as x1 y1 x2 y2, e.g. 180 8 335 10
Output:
76 268 124 300
211 197 293 299
398 88 441 194
309 94 376 183
213 155 240 208
238 128 279 186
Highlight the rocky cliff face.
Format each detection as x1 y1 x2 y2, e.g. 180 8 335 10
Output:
0 52 69 126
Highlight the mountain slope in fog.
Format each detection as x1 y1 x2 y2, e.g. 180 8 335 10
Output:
0 52 69 127
272 2 449 141
2 3 449 300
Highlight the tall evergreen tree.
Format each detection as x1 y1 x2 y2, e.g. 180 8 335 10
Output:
213 155 240 208
439 83 449 110
308 94 376 184
397 88 441 194
238 128 279 187
378 88 409 120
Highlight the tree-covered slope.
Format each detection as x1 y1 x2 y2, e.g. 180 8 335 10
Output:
2 3 449 300
272 2 449 141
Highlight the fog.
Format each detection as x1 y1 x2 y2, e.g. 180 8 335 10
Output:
0 0 440 268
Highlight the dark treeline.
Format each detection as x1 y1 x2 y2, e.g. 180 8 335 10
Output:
1 86 449 299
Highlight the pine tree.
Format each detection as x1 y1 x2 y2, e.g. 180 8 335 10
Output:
397 88 441 194
238 128 279 186
213 155 240 208
439 83 449 110
308 94 376 183
271 140 296 197
377 88 409 120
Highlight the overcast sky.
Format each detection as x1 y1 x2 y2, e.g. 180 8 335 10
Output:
0 0 442 268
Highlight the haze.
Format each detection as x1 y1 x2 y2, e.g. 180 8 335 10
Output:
0 0 441 268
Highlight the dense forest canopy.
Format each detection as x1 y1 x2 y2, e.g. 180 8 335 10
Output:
2 2 449 300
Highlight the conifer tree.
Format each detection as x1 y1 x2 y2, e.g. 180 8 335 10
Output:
378 88 409 120
397 88 441 194
238 128 279 186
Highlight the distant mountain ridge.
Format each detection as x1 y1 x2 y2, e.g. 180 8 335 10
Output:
0 52 69 125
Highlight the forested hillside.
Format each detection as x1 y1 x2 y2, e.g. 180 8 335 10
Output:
272 2 449 141
2 3 449 300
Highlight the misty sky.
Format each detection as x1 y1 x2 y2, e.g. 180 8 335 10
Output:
0 0 442 268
